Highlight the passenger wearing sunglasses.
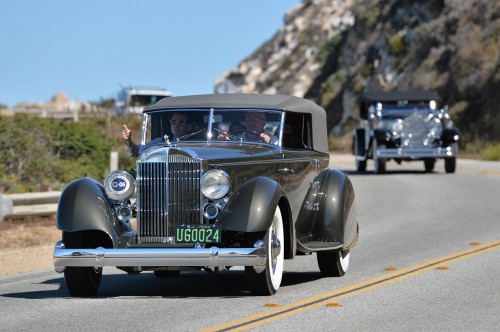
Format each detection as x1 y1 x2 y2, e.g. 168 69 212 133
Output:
122 112 194 157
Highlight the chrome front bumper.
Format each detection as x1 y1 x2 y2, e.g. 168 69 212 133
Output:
53 241 266 273
375 146 458 159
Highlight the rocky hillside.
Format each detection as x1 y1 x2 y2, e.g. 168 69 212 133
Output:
215 0 500 147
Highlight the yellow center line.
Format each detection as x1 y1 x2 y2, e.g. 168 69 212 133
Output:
201 239 500 332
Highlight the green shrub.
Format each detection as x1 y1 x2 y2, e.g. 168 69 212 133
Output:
0 115 114 193
389 33 407 56
317 33 346 69
481 143 500 161
319 68 348 107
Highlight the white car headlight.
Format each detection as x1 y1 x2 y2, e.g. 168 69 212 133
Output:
104 170 135 201
201 170 230 200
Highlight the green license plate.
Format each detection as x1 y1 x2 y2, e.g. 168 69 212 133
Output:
175 224 222 243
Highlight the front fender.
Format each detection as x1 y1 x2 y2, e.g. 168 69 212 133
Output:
442 128 460 146
56 177 120 244
218 177 284 232
315 170 358 249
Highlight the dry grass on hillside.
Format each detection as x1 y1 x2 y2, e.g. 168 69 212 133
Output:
0 216 60 249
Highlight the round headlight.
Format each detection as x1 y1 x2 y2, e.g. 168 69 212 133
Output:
104 170 135 201
201 170 230 200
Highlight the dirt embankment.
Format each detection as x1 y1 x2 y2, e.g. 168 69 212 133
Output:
0 217 60 277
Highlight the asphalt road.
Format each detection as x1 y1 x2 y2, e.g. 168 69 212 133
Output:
1 155 499 331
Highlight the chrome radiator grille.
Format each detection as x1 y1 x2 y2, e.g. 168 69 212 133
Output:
401 114 428 148
136 155 202 243
400 113 441 148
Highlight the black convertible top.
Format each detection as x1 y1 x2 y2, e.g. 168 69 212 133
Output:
359 90 440 119
145 93 324 114
360 90 440 102
144 93 329 154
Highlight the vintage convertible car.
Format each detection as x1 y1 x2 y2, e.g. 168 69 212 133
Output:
352 91 459 174
54 93 358 297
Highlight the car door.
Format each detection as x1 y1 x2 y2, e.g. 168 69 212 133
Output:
279 112 325 238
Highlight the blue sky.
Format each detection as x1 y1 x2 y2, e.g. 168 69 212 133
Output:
0 0 300 107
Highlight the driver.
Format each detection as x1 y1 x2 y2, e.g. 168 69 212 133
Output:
169 112 193 139
219 111 278 144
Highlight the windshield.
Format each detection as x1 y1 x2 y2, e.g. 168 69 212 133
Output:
379 108 434 120
379 100 434 115
140 108 283 147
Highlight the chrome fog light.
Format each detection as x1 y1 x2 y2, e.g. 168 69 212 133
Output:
117 205 133 222
203 203 219 219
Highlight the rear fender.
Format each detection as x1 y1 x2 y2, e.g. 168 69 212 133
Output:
315 170 358 249
56 177 121 245
218 177 284 233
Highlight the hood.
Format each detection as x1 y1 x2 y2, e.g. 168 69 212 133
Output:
139 142 281 163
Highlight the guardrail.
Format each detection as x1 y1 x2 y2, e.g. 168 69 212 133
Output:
0 191 60 221
0 152 119 221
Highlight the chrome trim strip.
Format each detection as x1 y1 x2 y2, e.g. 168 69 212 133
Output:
215 157 329 168
207 108 214 139
278 111 285 146
375 146 458 159
53 241 266 271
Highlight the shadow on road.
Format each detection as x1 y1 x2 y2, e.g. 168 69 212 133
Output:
1 269 323 299
340 169 439 176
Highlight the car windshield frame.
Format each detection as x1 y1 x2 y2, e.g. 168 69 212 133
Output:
140 108 285 147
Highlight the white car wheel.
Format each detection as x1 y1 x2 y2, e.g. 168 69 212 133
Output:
246 205 284 295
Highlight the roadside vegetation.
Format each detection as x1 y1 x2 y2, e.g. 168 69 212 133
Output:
0 114 141 193
481 143 500 161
